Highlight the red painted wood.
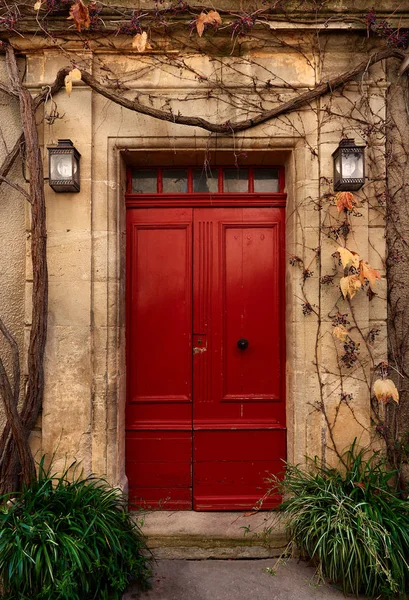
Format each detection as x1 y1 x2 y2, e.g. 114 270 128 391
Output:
126 208 193 509
126 430 193 509
128 487 192 511
126 198 286 511
194 430 286 461
193 208 286 510
125 193 287 209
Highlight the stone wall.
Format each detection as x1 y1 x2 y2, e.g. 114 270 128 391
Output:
0 60 26 433
0 23 391 486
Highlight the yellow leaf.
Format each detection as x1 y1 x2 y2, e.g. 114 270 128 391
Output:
340 275 361 299
373 379 399 404
132 31 148 52
333 325 349 342
64 75 72 96
359 260 381 287
338 247 360 270
34 1 42 10
70 68 82 80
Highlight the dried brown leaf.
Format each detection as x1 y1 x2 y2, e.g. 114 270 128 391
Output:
340 275 361 299
64 75 72 96
132 31 148 52
359 260 381 287
373 379 399 404
335 191 356 213
196 12 207 37
196 10 222 37
338 247 360 270
64 69 81 96
68 0 91 32
333 325 349 342
70 68 82 81
207 10 222 26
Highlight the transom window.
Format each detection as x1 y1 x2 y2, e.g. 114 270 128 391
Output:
129 167 283 194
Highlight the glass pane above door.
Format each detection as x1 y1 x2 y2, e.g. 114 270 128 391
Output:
129 166 283 194
162 168 189 193
193 168 219 193
253 168 280 192
132 168 157 193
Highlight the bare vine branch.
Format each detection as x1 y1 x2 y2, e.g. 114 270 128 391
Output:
76 47 405 133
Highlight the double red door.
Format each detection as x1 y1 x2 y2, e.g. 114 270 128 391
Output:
126 207 286 510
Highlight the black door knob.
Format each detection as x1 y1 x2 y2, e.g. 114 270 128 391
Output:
237 338 249 350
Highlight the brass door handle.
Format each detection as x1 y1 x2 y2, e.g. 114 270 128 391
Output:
193 347 207 355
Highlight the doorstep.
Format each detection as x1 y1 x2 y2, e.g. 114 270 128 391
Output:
132 511 287 559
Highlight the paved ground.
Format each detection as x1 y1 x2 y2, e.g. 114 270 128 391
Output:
124 559 348 600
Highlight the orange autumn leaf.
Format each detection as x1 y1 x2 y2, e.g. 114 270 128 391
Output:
335 191 356 213
359 260 381 287
68 0 90 32
196 10 222 37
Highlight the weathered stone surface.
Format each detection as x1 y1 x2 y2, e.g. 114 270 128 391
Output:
0 22 390 490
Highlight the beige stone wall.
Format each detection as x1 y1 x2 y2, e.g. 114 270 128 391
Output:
0 26 389 485
0 60 26 432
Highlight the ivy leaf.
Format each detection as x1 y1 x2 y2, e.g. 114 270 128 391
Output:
333 325 349 342
207 10 222 26
340 275 361 299
337 247 360 270
196 10 222 37
335 191 356 213
373 379 399 404
132 31 150 52
64 68 81 96
359 260 381 287
68 0 91 32
70 67 82 80
65 76 72 96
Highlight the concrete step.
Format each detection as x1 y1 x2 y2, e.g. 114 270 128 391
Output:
133 511 287 559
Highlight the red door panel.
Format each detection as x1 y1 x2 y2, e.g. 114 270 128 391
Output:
194 431 286 510
193 208 285 510
126 208 193 509
126 205 286 511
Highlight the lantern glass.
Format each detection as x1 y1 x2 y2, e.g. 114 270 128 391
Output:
48 139 81 193
332 139 365 191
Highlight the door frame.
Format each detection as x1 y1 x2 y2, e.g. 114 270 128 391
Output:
125 165 287 509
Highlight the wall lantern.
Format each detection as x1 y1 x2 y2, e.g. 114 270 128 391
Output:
48 139 81 193
332 138 365 191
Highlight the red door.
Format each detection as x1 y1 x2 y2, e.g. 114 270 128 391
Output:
126 207 286 510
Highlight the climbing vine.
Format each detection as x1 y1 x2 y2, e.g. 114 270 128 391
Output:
0 0 409 490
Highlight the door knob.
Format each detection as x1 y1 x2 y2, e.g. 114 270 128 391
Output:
237 338 249 350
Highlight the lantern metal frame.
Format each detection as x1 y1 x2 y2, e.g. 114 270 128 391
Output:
332 138 365 192
48 139 81 193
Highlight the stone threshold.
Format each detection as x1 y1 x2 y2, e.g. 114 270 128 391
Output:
132 511 288 559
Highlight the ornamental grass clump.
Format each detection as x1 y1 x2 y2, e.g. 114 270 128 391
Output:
0 459 151 600
268 443 409 598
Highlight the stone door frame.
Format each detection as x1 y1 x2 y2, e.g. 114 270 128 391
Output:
94 134 317 492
